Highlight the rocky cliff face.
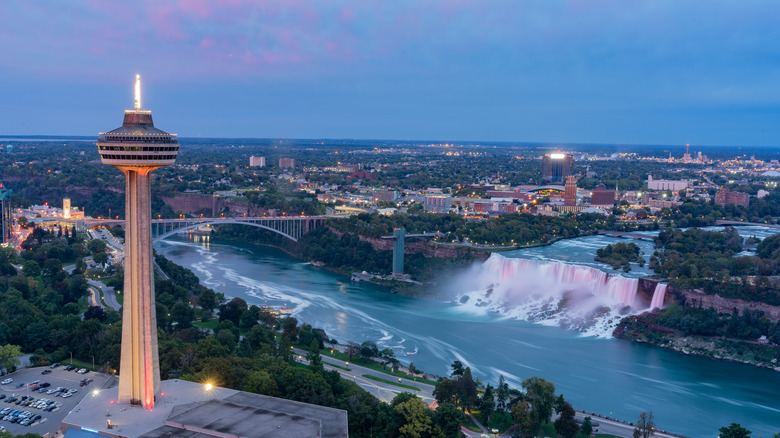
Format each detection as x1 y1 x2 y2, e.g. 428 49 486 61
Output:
668 286 780 322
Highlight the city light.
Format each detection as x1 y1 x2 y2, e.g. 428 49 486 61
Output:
204 383 213 391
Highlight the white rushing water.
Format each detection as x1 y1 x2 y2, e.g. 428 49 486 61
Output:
454 254 667 337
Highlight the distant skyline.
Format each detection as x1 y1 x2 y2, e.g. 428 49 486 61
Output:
1 1 779 147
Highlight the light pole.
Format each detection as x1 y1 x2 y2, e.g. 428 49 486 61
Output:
69 352 73 366
91 356 95 372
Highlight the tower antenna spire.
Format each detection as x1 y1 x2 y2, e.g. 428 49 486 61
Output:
134 74 141 111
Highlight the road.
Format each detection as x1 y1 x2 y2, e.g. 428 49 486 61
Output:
87 279 121 311
292 348 435 405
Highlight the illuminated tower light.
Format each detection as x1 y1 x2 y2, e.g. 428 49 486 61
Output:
97 75 179 409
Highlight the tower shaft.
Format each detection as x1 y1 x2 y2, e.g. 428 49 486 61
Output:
118 168 161 407
97 75 178 410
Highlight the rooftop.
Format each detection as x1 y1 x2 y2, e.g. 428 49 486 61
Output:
61 379 348 438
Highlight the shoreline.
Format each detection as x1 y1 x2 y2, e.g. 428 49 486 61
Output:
206 234 780 368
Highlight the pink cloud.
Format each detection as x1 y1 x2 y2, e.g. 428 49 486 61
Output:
198 37 218 49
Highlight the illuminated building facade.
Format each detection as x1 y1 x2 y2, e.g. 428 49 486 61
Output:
543 153 573 182
0 185 12 244
96 75 178 409
715 188 749 208
590 184 616 206
564 176 578 206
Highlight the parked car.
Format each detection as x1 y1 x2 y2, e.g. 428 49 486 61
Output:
0 379 11 385
77 368 88 374
41 370 51 375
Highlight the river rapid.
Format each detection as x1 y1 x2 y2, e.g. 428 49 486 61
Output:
156 229 780 437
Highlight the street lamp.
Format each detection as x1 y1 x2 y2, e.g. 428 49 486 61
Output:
69 352 73 366
92 356 95 371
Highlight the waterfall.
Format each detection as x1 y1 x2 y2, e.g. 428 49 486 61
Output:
455 254 645 337
649 283 667 310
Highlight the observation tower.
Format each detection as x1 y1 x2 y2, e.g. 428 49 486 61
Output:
97 75 179 408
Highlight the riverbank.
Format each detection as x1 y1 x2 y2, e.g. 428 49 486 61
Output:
155 234 780 436
615 313 780 371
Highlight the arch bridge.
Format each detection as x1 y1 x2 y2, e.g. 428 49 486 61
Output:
84 216 328 242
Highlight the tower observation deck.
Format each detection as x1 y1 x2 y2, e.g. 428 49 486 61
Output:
97 75 178 409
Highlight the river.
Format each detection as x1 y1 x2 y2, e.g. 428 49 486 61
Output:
156 229 780 437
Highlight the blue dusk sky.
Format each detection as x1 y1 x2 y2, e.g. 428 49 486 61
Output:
1 1 779 146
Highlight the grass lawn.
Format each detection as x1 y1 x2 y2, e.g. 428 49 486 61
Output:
361 374 420 391
193 319 219 331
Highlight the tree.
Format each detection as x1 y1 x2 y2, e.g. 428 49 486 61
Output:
479 384 495 424
0 344 22 372
345 341 360 361
432 403 466 438
219 297 247 325
580 416 593 437
633 411 656 438
718 423 752 438
359 340 379 361
393 396 434 438
450 360 464 377
171 302 194 330
553 402 579 438
458 368 478 411
306 338 323 372
83 306 107 322
282 316 299 341
511 400 532 434
198 289 217 314
496 374 509 412
521 376 556 436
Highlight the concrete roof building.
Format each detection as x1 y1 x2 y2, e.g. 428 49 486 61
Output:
61 379 348 438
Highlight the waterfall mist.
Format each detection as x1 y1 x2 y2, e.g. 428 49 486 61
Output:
452 254 666 337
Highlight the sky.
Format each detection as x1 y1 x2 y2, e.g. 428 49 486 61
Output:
1 1 780 146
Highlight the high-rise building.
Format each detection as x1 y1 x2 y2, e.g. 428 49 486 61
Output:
63 198 71 219
279 158 295 169
543 153 573 182
96 75 178 409
250 156 265 167
0 184 12 244
564 176 577 206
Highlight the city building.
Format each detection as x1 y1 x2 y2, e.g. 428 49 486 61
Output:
63 198 71 219
371 188 398 203
61 379 348 438
542 153 573 182
646 175 690 192
279 158 295 169
0 184 12 244
715 188 750 208
564 176 577 206
424 194 452 212
590 184 616 207
249 156 265 167
323 164 360 173
96 75 178 409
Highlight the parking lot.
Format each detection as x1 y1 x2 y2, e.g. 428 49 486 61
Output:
0 364 113 437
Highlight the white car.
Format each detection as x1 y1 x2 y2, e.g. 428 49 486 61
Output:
0 379 11 385
77 369 88 374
